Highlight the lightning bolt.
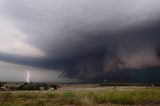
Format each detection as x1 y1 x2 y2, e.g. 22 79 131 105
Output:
27 70 30 82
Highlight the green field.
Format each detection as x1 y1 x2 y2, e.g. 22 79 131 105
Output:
0 87 160 106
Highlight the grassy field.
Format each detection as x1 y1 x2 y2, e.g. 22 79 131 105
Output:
0 87 160 106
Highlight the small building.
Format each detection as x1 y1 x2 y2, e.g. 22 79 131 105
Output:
48 87 55 91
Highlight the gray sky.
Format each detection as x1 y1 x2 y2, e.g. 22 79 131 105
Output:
0 0 160 82
0 61 79 82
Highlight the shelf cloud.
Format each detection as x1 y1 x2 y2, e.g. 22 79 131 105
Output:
0 0 160 82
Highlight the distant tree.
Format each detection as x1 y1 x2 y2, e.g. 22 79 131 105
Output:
0 83 4 87
44 84 49 90
24 83 28 85
33 85 40 90
50 84 60 90
17 85 25 90
17 83 40 90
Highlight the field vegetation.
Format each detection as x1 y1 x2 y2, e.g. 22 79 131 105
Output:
0 87 160 106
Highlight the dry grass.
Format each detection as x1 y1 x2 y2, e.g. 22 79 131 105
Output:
0 87 159 106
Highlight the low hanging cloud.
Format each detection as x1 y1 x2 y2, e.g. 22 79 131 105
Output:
0 0 160 81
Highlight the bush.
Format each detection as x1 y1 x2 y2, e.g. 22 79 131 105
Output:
0 82 5 87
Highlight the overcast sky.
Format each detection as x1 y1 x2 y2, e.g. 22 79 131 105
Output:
0 0 160 82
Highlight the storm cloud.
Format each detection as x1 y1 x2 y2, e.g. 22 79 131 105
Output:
0 0 160 82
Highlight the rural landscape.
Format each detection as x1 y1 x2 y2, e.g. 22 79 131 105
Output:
0 82 160 106
0 0 160 106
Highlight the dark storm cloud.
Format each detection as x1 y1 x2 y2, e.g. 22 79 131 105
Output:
1 0 160 81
